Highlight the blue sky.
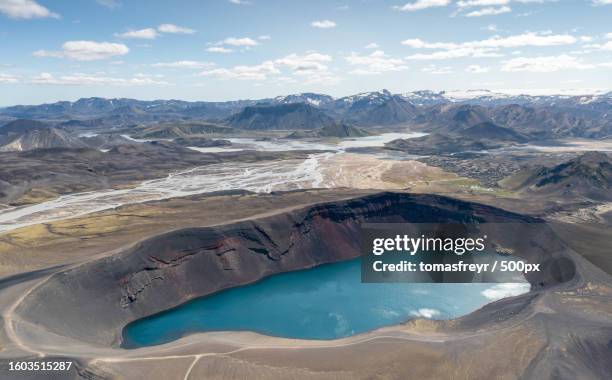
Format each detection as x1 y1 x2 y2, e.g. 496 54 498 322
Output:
0 0 611 105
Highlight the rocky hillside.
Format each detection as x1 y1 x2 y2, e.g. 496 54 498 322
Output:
386 133 498 155
340 91 418 126
226 103 336 130
130 121 233 139
502 152 612 201
0 120 88 152
461 122 529 143
0 119 50 134
287 123 371 138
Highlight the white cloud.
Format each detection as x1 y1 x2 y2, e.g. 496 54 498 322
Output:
258 35 271 40
466 64 490 72
30 73 55 83
405 47 503 60
605 32 612 39
584 41 612 51
458 0 553 8
474 32 577 48
199 61 279 80
401 38 456 49
393 0 450 12
410 308 441 318
34 41 129 61
115 24 194 39
207 46 234 53
275 52 332 74
31 72 167 86
501 54 596 72
365 43 379 49
228 0 251 4
275 52 338 84
481 283 530 301
592 0 612 5
152 61 214 69
220 37 259 46
401 32 578 60
0 73 19 83
457 0 510 7
115 28 157 39
301 72 341 85
134 72 164 79
0 0 59 19
311 20 336 29
32 49 62 58
158 23 195 34
465 5 512 17
96 0 121 9
422 64 453 74
346 50 408 74
456 0 554 17
198 51 337 84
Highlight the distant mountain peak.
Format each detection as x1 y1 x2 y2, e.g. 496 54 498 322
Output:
272 93 335 107
226 102 335 130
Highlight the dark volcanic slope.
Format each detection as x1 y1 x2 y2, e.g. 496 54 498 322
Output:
287 123 371 138
415 104 492 132
0 119 49 134
414 103 612 139
490 104 612 139
130 121 234 139
14 192 576 348
172 137 232 147
461 121 529 143
502 151 612 201
226 103 336 130
386 120 529 155
386 133 499 155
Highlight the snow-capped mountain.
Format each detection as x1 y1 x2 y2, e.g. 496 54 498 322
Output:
272 93 335 108
401 89 612 107
334 89 394 109
1 89 610 136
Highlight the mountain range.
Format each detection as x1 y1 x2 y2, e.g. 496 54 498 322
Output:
1 90 611 146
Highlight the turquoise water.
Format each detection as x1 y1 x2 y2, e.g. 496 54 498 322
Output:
122 260 526 348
